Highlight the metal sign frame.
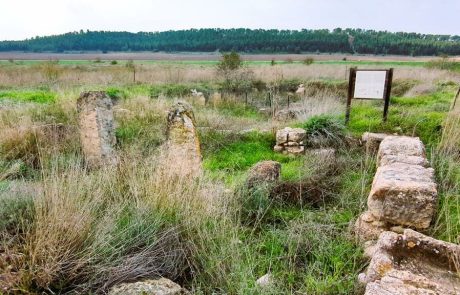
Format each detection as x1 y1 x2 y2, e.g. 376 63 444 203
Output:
345 68 393 124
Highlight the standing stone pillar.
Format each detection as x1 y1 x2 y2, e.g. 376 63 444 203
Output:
77 91 117 169
165 101 202 177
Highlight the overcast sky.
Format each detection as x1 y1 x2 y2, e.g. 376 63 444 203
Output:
1 0 459 41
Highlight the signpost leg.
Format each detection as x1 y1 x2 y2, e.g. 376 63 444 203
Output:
345 68 356 125
383 68 393 122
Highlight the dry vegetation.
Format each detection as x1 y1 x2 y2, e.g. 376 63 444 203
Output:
0 58 459 294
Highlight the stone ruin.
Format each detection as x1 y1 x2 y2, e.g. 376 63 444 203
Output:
274 127 306 155
246 160 281 189
359 229 460 295
109 278 189 295
77 91 117 169
355 135 437 243
164 101 202 177
362 132 388 154
354 135 460 293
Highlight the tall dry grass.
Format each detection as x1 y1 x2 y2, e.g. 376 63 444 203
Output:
2 62 459 88
2 148 229 293
432 92 460 243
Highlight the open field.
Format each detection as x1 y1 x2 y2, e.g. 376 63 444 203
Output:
0 51 453 62
0 58 459 294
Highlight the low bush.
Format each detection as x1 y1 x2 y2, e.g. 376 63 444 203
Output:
301 115 347 148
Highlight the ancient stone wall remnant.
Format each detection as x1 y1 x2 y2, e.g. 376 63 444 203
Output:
274 127 306 155
355 135 438 243
164 101 202 177
361 132 388 154
77 91 117 169
359 230 460 295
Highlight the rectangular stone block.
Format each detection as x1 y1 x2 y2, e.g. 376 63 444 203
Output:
367 163 437 229
377 136 426 167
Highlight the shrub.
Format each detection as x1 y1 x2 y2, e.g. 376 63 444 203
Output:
39 60 61 83
303 57 314 65
217 51 242 72
110 60 118 65
301 115 346 147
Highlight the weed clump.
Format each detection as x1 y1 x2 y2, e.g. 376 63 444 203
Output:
301 115 347 148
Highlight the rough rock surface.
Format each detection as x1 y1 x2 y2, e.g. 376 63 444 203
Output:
359 230 460 295
108 278 188 295
246 161 281 188
355 212 392 243
274 127 306 155
377 136 425 167
367 163 437 229
164 101 202 177
274 109 298 122
77 91 117 169
362 132 388 154
255 273 274 288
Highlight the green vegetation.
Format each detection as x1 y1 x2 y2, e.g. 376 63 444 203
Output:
0 60 459 294
0 89 56 103
2 28 460 55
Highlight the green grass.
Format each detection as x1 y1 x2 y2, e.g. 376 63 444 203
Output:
346 91 453 147
0 89 56 103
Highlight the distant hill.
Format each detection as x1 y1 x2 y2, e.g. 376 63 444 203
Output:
1 28 460 56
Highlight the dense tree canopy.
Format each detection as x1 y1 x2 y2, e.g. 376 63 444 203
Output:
1 28 459 56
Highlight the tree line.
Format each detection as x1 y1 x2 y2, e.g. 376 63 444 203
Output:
1 28 459 56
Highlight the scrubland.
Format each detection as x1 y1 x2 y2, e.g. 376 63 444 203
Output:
0 59 459 294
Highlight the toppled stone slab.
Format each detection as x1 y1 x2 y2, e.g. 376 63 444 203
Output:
246 161 281 189
164 101 202 177
367 163 437 229
377 136 426 167
274 127 306 155
77 91 117 169
359 230 460 295
108 278 188 295
362 132 388 154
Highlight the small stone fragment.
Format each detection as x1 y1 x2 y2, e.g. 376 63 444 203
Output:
108 278 188 295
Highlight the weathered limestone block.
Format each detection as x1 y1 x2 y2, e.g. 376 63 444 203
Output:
379 154 429 168
362 132 388 154
377 136 425 167
355 211 392 243
108 278 188 295
275 127 306 145
274 127 306 155
165 101 202 177
285 146 305 155
77 91 117 169
246 161 281 188
359 230 460 295
367 163 437 229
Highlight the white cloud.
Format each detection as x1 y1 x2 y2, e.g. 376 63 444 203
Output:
0 0 458 40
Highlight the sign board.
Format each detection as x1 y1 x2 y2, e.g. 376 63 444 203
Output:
345 68 393 124
354 70 387 99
